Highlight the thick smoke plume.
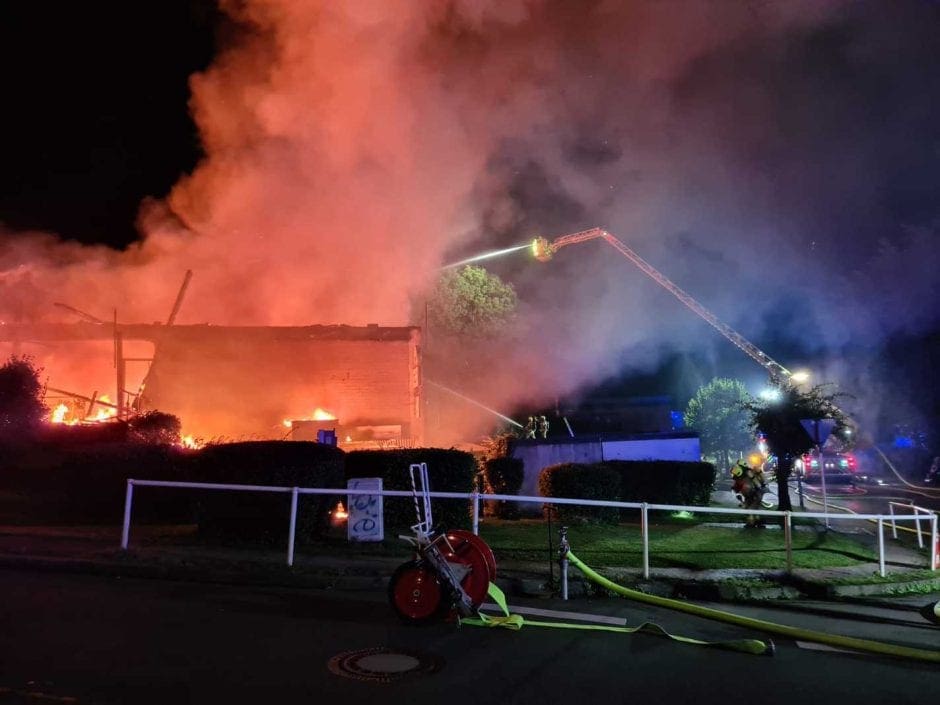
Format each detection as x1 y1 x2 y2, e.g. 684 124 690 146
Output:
2 0 938 440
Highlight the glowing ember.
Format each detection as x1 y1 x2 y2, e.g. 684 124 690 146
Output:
285 407 338 428
180 434 202 449
48 395 118 425
51 403 70 424
88 396 117 422
332 502 348 521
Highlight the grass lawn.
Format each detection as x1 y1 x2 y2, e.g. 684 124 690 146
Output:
307 518 880 571
478 519 878 570
1 491 882 572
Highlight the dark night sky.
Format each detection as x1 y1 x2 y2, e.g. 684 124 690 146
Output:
1 1 939 446
0 1 217 247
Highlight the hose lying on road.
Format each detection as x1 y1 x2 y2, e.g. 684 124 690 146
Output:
461 582 772 656
873 446 940 496
566 550 940 664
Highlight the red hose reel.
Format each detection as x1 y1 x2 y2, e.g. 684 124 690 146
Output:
388 464 497 623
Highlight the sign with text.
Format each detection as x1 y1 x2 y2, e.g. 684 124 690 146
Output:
347 477 384 542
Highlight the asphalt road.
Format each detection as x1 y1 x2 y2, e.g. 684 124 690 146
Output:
722 475 940 517
0 568 936 705
802 480 940 514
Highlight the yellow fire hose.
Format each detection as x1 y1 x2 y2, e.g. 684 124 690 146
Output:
462 553 940 663
461 582 771 656
565 551 940 664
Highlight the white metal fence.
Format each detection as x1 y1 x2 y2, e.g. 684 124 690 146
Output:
889 501 939 558
120 479 939 578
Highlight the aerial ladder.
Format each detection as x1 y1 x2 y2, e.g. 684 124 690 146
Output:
532 231 940 497
531 227 793 384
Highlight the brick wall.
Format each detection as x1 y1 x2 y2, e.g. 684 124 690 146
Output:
143 335 419 442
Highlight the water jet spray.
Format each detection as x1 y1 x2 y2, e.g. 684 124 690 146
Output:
425 379 523 428
440 243 531 270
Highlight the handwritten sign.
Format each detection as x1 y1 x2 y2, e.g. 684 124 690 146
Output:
347 477 384 542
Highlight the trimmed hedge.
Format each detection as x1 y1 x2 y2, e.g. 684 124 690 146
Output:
483 456 524 519
1 440 192 524
345 448 477 531
0 439 348 538
537 462 621 524
0 441 491 539
187 441 345 543
538 460 716 524
603 460 716 507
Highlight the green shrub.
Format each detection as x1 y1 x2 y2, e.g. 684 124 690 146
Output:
0 356 46 441
537 462 621 524
536 460 716 524
603 460 716 507
483 456 524 519
345 448 476 531
188 441 345 544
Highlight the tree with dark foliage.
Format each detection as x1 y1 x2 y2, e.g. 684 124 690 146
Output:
0 355 46 441
743 383 851 512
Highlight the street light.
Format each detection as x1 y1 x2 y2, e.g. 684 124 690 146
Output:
790 370 811 384
759 388 782 402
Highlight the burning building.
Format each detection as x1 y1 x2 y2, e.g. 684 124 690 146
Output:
0 322 422 446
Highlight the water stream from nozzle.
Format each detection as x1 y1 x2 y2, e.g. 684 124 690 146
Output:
425 379 524 428
439 243 531 270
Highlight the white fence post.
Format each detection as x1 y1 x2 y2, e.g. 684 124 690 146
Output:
889 503 897 540
784 511 793 573
121 480 135 550
287 487 299 567
877 517 885 578
914 505 924 549
932 514 938 572
641 503 649 579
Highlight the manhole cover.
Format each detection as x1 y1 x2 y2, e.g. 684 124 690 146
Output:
327 647 442 683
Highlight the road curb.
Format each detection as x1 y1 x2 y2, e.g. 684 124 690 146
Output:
823 576 940 598
1 550 934 602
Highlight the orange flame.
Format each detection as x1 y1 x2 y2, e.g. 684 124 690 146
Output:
284 407 338 428
180 434 203 449
88 395 117 422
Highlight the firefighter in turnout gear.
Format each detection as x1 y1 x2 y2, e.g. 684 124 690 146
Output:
731 458 768 528
524 416 537 439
